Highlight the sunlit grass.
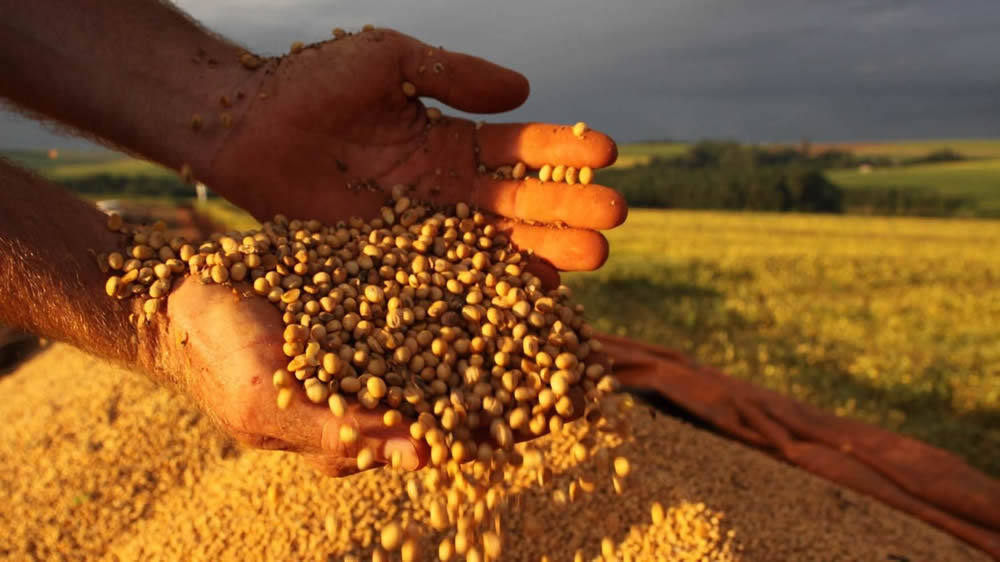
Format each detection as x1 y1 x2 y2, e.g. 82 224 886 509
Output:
570 210 1000 475
45 158 172 180
612 142 689 168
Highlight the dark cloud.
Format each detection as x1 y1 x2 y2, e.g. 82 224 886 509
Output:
3 0 999 149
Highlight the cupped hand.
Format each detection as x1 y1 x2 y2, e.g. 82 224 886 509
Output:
161 276 428 477
206 28 626 274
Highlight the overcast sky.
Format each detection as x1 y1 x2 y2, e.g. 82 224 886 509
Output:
3 0 999 150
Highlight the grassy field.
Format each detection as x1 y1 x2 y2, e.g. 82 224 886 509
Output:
612 142 689 168
620 139 1000 160
1 149 169 179
811 139 1000 159
44 157 172 180
612 138 1000 167
1 148 121 171
569 210 1000 476
828 158 1000 215
612 139 1000 216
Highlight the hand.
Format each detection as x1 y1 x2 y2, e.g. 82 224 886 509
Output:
204 29 626 274
161 276 428 476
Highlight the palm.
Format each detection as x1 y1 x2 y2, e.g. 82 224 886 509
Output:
164 277 424 476
209 29 625 272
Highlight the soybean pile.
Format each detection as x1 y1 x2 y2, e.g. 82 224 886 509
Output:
0 343 988 561
98 189 627 561
3 191 991 561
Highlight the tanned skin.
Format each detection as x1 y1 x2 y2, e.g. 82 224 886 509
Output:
0 0 625 475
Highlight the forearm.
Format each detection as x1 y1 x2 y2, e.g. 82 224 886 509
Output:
0 159 162 374
0 0 264 177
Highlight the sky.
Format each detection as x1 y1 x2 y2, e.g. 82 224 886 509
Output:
2 0 999 149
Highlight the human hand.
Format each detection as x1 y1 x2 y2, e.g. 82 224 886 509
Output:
158 275 594 476
161 276 428 476
201 29 626 274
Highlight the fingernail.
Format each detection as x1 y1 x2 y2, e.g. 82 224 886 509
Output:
385 438 419 471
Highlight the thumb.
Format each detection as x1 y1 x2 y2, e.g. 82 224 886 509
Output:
315 404 430 472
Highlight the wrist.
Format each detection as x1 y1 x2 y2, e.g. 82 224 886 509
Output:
0 162 161 373
132 294 176 388
146 276 199 396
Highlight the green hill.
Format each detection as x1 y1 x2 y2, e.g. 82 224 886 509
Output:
828 158 1000 216
613 142 689 168
1 149 170 179
608 139 1000 217
810 139 1000 159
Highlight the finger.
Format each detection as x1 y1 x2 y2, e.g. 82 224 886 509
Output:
240 433 298 452
493 219 610 271
473 178 627 230
303 454 361 478
269 388 427 471
353 410 430 471
476 123 618 169
401 39 529 113
523 258 561 290
315 403 429 472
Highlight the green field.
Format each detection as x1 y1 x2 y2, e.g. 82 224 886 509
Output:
1 149 169 179
612 138 1000 167
1 148 119 169
812 139 1000 159
828 158 1000 215
44 157 172 180
570 210 1000 476
612 142 689 168
611 139 1000 216
615 138 1000 165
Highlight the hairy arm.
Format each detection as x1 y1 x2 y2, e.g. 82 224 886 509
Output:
0 160 163 377
1 0 623 275
0 0 253 175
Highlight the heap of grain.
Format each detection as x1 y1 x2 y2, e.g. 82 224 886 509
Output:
3 345 989 561
99 185 629 561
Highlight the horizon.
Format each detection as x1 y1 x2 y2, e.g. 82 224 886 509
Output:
4 135 1000 153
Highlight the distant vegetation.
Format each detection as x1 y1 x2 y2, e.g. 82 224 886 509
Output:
612 142 689 168
58 173 195 200
829 158 1000 217
599 139 1000 218
598 141 844 213
0 150 211 203
807 139 1000 159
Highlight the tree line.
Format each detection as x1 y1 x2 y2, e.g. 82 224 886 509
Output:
57 173 206 200
596 141 972 216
